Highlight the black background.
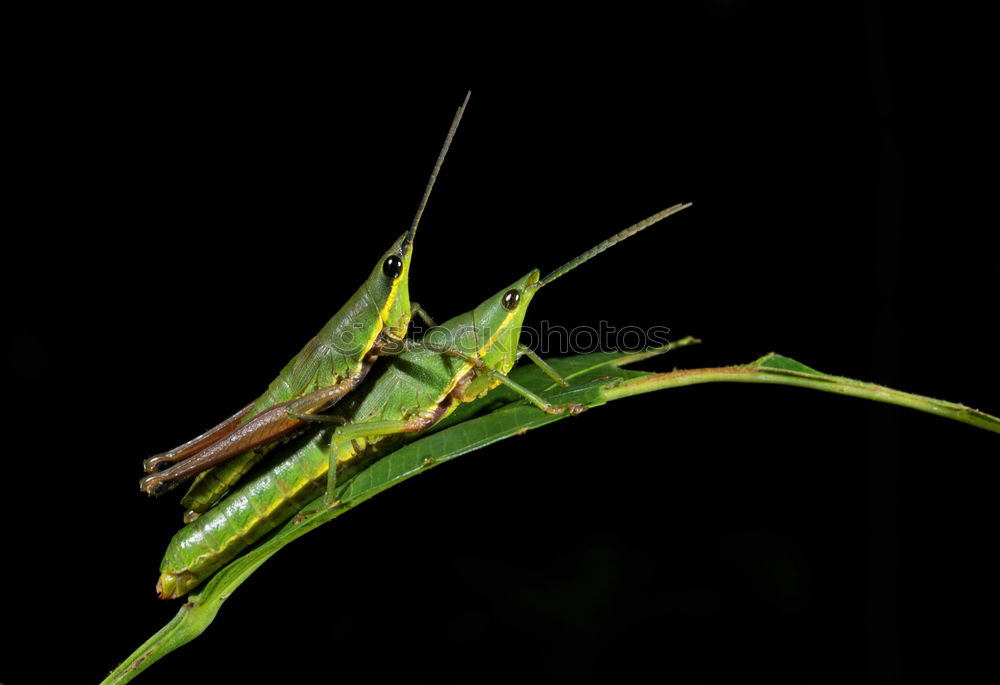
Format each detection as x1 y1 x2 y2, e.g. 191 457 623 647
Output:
8 4 999 683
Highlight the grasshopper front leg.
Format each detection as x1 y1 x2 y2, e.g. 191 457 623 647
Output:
405 340 584 415
410 302 437 328
480 367 585 415
517 345 570 388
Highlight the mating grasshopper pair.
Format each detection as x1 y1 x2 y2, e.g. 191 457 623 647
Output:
142 94 691 598
138 94 472 516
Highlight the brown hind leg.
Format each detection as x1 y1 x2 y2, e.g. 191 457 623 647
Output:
143 402 255 473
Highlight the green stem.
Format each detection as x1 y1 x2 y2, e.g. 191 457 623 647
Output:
99 602 210 685
99 550 279 684
603 365 1000 434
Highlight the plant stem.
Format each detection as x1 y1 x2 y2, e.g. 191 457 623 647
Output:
603 365 1000 434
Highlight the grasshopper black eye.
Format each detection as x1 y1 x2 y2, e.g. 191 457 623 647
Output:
383 255 403 280
501 289 521 311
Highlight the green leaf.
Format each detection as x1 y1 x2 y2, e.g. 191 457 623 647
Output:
752 353 823 375
102 343 998 684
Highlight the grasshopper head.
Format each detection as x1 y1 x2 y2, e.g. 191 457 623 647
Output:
464 269 541 374
369 231 415 341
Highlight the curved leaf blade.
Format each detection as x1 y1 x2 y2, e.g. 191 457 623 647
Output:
103 344 997 683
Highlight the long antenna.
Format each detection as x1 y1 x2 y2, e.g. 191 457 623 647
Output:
535 202 692 289
407 91 471 244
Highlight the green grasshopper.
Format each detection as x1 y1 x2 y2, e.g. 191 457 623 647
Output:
139 93 470 519
156 203 690 598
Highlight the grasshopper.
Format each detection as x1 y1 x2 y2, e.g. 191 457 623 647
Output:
140 93 470 520
157 203 690 598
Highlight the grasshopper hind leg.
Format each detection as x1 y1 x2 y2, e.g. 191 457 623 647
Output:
292 415 442 524
177 365 377 516
143 402 255 473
